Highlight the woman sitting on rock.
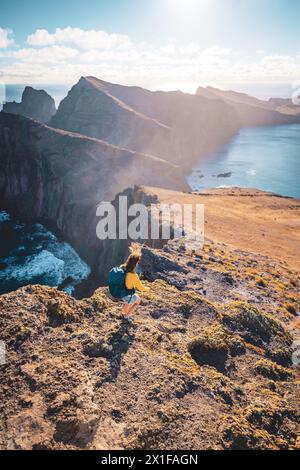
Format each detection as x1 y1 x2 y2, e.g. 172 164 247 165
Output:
108 244 149 317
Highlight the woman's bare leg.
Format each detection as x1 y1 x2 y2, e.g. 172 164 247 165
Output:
123 303 131 315
128 299 141 315
123 298 141 316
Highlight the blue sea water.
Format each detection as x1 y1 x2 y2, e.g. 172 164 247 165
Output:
188 124 300 199
0 211 91 295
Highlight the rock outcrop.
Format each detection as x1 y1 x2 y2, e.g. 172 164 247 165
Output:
268 97 300 116
196 86 300 127
0 113 187 280
50 76 240 168
0 238 299 450
2 86 56 124
1 77 299 451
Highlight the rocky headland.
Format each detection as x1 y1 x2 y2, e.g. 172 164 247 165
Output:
0 230 299 450
50 76 241 167
2 86 56 124
1 184 300 450
196 86 300 127
0 79 299 450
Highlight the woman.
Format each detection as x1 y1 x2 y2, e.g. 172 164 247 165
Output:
108 244 149 317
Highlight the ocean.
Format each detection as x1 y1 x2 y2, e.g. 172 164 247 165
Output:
188 124 300 199
0 211 90 296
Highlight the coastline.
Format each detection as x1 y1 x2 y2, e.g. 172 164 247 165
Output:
187 123 300 199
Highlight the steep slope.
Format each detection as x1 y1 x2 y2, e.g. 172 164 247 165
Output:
0 238 299 450
0 113 187 273
2 86 56 124
196 86 300 127
50 77 175 162
268 98 300 116
50 76 240 168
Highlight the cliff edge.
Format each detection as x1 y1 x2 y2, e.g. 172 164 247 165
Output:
0 236 299 450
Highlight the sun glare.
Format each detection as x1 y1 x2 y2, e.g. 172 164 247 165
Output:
167 0 209 14
164 0 212 30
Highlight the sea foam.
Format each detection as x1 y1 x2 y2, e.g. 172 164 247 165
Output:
0 212 91 295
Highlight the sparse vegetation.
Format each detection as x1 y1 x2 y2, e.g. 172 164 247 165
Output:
223 400 299 450
223 413 278 450
1 237 299 450
188 322 245 371
221 301 291 345
47 298 81 325
221 301 293 365
254 358 293 381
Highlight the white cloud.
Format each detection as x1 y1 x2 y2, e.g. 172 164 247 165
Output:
0 28 15 49
27 27 132 50
26 29 54 47
13 46 79 63
1 27 300 94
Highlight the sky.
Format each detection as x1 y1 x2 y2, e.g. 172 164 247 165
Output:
0 0 300 98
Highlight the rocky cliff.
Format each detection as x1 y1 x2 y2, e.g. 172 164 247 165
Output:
50 76 240 168
0 175 299 449
50 77 175 162
268 97 300 116
196 86 300 127
0 237 299 450
0 113 187 277
2 86 56 124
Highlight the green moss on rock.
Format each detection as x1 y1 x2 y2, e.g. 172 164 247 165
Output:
47 298 80 325
221 302 292 365
223 401 299 450
254 358 293 381
188 322 245 371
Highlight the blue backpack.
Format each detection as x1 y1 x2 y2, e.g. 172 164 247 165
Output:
108 267 135 299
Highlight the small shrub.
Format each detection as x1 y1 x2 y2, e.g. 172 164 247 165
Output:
89 289 108 312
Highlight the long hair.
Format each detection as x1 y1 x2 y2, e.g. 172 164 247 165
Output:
120 243 141 273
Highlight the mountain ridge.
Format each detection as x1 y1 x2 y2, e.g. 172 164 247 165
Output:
50 76 241 167
196 85 300 126
50 76 176 163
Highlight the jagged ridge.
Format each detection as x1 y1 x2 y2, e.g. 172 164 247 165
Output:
50 76 240 167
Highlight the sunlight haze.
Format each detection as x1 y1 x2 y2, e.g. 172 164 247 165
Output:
0 0 299 98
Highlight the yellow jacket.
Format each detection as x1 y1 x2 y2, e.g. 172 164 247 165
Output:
125 272 149 292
